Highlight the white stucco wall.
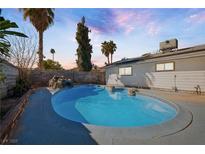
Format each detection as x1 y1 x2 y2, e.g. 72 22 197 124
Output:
145 71 205 92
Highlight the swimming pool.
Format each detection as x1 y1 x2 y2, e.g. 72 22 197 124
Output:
51 85 177 127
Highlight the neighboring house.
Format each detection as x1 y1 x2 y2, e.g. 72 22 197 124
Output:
0 58 19 99
105 39 205 93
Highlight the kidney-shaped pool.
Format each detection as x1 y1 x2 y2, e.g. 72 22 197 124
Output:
51 85 177 127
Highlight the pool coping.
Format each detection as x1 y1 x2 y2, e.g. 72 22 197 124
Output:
85 97 192 142
49 85 193 143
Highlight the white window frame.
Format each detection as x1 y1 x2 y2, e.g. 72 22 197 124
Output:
156 62 175 72
119 67 132 76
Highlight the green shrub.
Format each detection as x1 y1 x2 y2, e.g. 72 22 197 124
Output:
43 59 63 70
14 78 30 97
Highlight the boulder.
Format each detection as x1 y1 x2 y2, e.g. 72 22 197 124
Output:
49 76 73 89
62 79 73 87
128 88 138 96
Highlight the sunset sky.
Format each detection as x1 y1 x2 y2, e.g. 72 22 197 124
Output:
2 8 205 69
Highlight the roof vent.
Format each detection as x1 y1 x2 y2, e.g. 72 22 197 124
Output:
160 39 178 53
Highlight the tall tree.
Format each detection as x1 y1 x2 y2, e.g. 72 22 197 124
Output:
109 40 117 64
75 17 92 71
20 8 54 70
101 40 117 64
101 41 110 64
50 48 55 61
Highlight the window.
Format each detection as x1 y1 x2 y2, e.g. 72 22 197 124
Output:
165 62 174 70
156 62 174 71
119 67 132 75
156 64 164 71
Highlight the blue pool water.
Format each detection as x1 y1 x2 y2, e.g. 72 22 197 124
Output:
51 85 177 127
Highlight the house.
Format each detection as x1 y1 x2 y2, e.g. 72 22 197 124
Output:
105 39 205 93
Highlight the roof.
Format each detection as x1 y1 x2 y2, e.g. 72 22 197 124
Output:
0 58 18 69
106 43 205 67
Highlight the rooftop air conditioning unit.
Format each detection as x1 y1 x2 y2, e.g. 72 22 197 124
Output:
160 39 178 53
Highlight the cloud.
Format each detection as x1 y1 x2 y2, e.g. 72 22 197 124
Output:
65 9 161 36
146 22 161 36
78 9 116 34
112 10 137 34
90 26 101 35
112 9 161 36
187 10 205 24
113 9 152 34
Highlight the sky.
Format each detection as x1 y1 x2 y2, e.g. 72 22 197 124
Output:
2 8 205 69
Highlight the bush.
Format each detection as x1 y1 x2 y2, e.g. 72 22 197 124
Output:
43 59 63 70
14 78 30 97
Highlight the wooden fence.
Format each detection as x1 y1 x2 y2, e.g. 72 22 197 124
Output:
0 60 19 99
30 70 106 87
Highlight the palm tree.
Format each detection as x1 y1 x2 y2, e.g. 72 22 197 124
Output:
20 8 54 70
109 40 117 64
101 41 110 64
101 40 117 64
0 10 27 57
50 48 55 61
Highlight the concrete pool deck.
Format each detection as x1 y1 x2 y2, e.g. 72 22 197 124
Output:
9 87 205 145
